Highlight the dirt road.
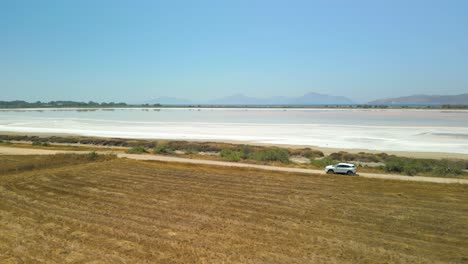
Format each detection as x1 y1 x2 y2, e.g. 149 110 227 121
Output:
1 146 467 184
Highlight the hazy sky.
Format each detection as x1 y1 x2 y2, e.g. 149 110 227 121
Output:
1 0 467 103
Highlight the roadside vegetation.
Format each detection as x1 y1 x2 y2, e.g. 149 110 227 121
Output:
328 151 389 163
384 156 465 176
32 141 50 147
1 134 467 178
220 146 290 163
310 156 336 168
314 152 468 177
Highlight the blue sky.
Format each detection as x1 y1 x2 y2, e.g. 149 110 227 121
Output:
1 0 467 103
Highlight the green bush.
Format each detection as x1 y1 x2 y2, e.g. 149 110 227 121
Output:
250 148 290 163
384 157 464 176
220 147 290 164
220 149 242 162
310 157 336 168
385 157 428 176
237 145 253 159
153 143 171 154
185 149 198 155
431 159 464 176
290 148 324 159
87 151 98 160
32 141 50 147
126 146 147 154
384 157 405 173
403 163 420 176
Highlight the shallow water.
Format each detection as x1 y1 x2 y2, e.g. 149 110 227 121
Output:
1 108 467 154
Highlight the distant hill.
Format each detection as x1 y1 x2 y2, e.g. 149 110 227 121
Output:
368 94 468 105
206 92 355 105
288 92 354 105
144 96 192 105
206 94 261 105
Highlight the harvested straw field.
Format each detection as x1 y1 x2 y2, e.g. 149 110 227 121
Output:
0 155 467 263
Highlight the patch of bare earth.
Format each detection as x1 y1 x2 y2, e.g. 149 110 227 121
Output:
289 156 311 164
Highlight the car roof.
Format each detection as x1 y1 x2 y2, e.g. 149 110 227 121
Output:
337 163 355 166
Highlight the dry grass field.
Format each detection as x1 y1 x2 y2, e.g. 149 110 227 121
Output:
0 155 467 263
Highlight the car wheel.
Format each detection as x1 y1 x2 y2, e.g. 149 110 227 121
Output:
347 171 354 176
327 170 334 174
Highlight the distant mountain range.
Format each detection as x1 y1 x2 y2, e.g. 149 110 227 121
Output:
368 93 468 105
146 92 355 105
146 93 468 106
145 96 192 105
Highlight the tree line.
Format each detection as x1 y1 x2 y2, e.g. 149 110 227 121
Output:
0 100 161 108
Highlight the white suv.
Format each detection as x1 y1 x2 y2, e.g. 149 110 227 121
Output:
325 163 357 175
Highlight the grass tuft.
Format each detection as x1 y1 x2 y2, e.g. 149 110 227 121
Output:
126 146 148 154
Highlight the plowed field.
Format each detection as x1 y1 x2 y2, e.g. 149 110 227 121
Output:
0 155 467 263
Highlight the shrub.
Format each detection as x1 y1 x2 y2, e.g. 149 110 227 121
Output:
384 157 405 173
302 149 324 159
250 148 289 164
310 157 336 168
145 141 157 148
220 149 242 162
376 152 390 161
290 148 324 159
185 149 198 155
166 141 228 153
431 159 464 176
329 151 382 163
153 143 171 154
87 151 98 160
126 146 147 154
237 145 253 159
220 146 290 164
32 141 50 147
384 157 464 176
403 163 420 176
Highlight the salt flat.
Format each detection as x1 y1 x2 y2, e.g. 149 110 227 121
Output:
1 108 467 154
